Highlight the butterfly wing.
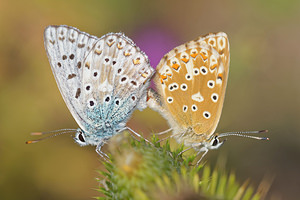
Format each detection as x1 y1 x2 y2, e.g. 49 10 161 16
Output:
44 25 98 131
153 33 230 140
45 26 154 139
78 33 154 134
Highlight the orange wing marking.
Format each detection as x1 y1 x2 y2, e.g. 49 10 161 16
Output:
107 40 115 47
124 52 131 57
172 63 180 71
117 42 123 49
190 51 198 58
200 52 208 60
217 73 223 80
181 56 189 63
210 64 217 71
133 57 141 65
160 73 172 84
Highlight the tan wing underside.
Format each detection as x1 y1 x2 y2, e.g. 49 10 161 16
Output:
155 33 229 141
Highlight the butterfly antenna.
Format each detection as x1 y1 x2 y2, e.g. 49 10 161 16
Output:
26 130 77 144
30 128 77 136
218 130 269 140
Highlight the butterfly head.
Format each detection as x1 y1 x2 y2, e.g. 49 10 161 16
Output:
74 128 114 146
205 134 226 150
200 130 269 152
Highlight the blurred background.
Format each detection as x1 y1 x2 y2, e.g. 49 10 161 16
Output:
0 0 299 199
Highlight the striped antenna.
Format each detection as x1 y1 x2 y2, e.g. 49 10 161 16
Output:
218 130 269 140
26 129 77 144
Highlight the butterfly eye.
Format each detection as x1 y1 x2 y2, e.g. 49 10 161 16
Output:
212 137 219 146
74 130 88 146
78 132 85 143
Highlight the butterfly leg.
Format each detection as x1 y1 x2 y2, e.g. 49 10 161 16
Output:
124 126 152 145
178 146 193 156
155 128 173 136
196 149 208 166
158 135 169 143
116 127 138 141
96 141 109 161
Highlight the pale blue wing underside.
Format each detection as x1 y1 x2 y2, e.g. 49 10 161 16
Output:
81 34 154 132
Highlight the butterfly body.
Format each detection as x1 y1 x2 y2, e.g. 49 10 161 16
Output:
43 25 154 152
148 32 230 154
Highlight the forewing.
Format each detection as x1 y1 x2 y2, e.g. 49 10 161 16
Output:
155 32 230 138
44 25 98 131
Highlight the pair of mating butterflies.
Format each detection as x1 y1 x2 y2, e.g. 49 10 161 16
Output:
28 25 267 162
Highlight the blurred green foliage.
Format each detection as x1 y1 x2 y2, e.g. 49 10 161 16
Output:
97 134 267 200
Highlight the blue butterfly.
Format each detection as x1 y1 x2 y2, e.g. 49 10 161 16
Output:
29 25 154 158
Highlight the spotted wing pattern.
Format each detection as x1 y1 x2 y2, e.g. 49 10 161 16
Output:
154 32 230 140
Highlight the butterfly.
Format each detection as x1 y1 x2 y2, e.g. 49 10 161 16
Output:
27 25 154 158
147 32 268 164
